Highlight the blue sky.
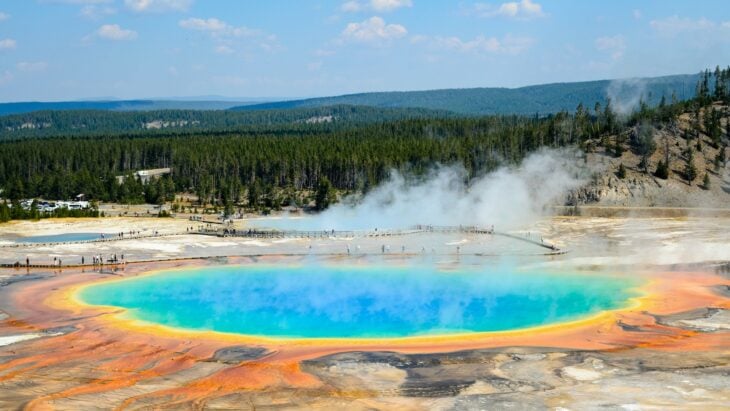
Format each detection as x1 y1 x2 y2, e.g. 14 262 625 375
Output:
0 0 728 101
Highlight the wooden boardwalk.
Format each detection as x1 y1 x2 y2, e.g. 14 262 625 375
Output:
196 225 562 252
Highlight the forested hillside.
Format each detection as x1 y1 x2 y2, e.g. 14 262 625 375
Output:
0 105 452 140
0 71 703 119
233 74 701 115
0 71 716 139
0 68 728 216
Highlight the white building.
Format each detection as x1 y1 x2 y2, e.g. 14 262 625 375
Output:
116 168 171 184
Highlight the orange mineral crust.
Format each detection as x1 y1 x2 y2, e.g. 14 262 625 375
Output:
0 260 728 409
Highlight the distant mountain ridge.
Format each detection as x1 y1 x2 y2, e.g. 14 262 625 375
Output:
0 72 702 119
0 100 260 116
231 74 701 115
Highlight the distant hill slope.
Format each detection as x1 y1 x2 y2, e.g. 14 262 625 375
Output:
232 74 700 115
0 105 454 139
0 100 259 116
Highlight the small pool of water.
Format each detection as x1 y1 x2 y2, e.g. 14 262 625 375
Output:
78 265 641 339
15 233 110 243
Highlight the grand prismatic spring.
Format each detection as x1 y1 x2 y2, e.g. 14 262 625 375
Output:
0 216 729 409
77 265 640 339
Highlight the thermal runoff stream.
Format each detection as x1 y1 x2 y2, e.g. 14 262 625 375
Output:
78 265 640 339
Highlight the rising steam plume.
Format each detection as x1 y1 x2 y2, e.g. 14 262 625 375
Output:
262 148 593 231
606 78 648 116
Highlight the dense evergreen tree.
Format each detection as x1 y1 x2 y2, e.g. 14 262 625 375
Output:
315 177 336 211
633 123 657 173
654 160 669 179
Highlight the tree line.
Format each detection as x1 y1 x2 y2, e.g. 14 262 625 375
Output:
0 105 453 140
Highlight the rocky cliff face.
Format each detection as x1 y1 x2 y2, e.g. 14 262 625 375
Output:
570 105 729 208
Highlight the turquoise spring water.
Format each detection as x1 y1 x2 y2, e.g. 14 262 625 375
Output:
78 265 640 339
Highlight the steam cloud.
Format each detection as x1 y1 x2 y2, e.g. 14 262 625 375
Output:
263 148 592 231
606 77 648 116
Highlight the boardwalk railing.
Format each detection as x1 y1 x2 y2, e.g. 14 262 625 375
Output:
195 225 561 252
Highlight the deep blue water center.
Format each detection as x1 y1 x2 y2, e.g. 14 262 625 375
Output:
79 265 639 339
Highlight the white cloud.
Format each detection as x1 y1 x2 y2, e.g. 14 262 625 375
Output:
308 61 323 71
341 16 407 44
0 12 9 21
370 0 412 12
0 38 16 50
96 24 138 40
472 0 545 20
16 61 48 72
428 34 533 55
180 17 228 32
179 17 280 53
341 0 412 13
124 0 192 13
80 5 116 19
179 17 259 38
632 9 642 20
595 35 626 60
649 16 723 37
341 1 363 12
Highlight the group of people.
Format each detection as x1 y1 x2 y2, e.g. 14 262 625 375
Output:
100 231 142 241
90 254 124 266
340 244 455 254
114 231 140 239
